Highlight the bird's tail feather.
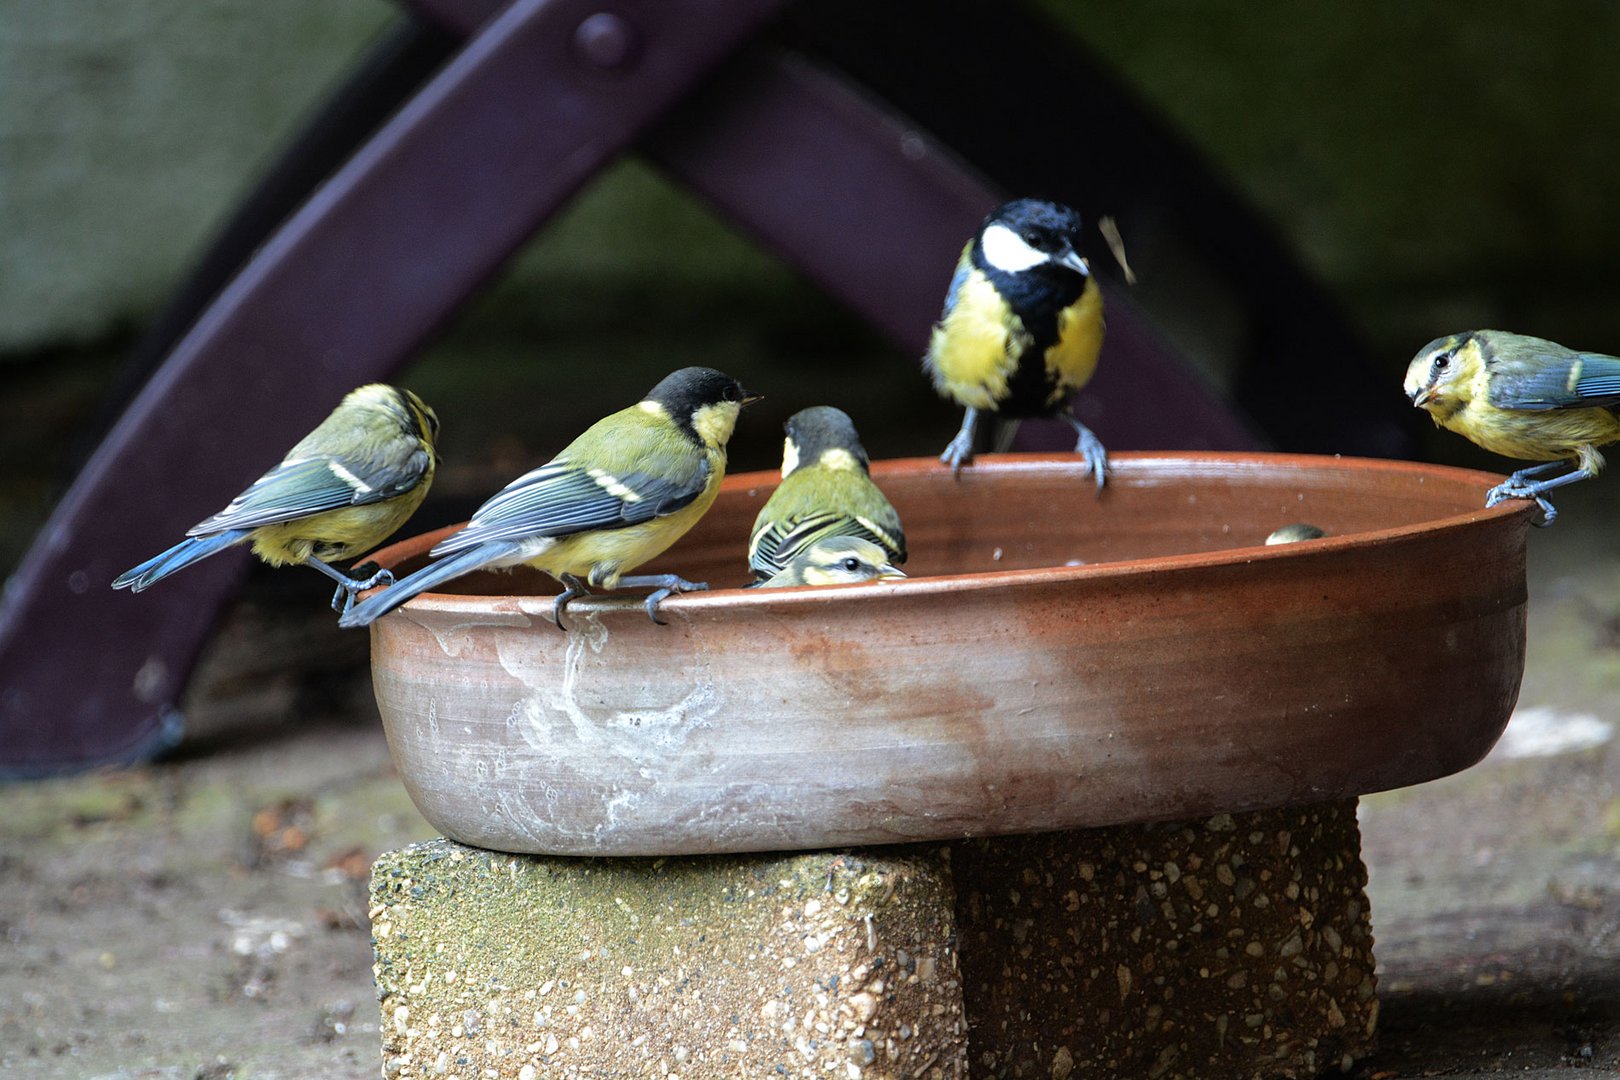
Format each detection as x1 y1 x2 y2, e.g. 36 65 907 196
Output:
111 530 250 591
338 541 520 628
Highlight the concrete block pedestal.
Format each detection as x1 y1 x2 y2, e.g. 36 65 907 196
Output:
953 801 1377 1078
372 845 967 1077
371 800 1376 1078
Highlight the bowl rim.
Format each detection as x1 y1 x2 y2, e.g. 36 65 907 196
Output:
365 450 1532 616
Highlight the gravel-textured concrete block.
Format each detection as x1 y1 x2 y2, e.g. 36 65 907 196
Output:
952 800 1378 1078
371 840 966 1078
373 802 1378 1078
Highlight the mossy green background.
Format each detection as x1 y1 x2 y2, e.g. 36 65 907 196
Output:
4 1 1620 569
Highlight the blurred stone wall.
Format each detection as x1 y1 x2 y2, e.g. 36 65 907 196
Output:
0 1 393 352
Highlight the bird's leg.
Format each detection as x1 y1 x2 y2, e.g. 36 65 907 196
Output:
1061 408 1110 493
940 408 980 477
1486 460 1595 527
1504 460 1567 484
307 557 396 614
616 574 710 625
551 573 590 631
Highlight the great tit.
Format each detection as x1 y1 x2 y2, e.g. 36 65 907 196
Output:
112 383 439 613
1406 329 1620 525
924 197 1108 488
339 367 757 630
747 406 906 584
756 535 906 589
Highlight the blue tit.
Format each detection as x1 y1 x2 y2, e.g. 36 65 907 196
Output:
924 197 1108 488
112 384 439 613
747 406 906 584
339 367 757 630
1406 329 1620 525
756 535 906 589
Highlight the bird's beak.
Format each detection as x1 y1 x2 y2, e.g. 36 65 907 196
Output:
879 564 907 580
1057 248 1090 276
1410 387 1433 409
741 392 764 407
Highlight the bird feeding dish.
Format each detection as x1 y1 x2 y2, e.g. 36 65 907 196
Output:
362 452 1533 856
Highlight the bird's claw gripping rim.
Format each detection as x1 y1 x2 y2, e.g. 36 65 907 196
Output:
939 430 974 478
550 575 710 629
550 574 590 632
940 407 980 479
621 575 709 625
331 564 395 614
1073 431 1109 494
1485 482 1557 527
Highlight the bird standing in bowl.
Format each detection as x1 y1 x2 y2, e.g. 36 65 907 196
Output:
339 366 758 630
924 197 1108 488
756 536 906 589
748 406 906 585
1405 329 1620 525
112 383 440 613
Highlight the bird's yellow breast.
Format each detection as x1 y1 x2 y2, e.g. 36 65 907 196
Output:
1045 280 1105 396
523 456 725 589
926 272 1031 410
1439 399 1620 463
926 272 1105 410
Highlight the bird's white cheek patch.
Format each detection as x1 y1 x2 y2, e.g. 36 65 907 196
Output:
817 448 860 472
692 402 741 447
981 223 1047 273
780 438 801 478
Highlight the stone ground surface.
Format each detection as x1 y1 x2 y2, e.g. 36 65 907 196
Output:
2 478 1619 1080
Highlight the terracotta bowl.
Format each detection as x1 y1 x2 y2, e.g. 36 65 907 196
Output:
363 452 1532 856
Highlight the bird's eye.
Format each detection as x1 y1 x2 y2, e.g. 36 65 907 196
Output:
1433 351 1453 373
1021 228 1044 248
841 557 862 572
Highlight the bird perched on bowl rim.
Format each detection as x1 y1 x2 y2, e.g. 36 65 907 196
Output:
747 406 906 585
339 366 758 630
924 197 1108 488
112 383 440 613
1405 329 1620 525
756 535 906 589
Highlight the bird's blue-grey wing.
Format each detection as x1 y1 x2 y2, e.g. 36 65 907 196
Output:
431 459 709 556
187 434 430 536
1489 350 1620 411
188 459 368 535
939 255 973 322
